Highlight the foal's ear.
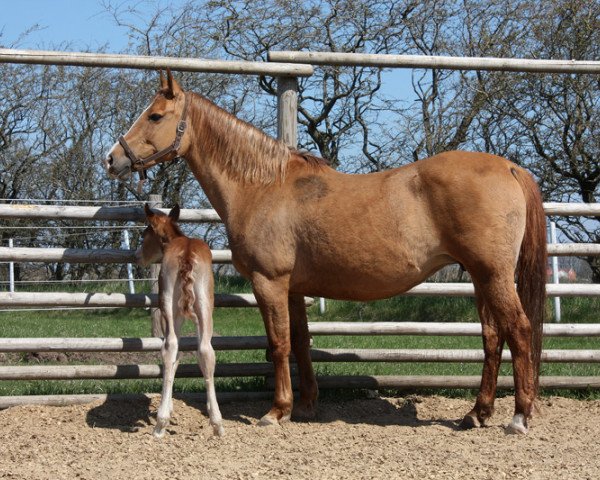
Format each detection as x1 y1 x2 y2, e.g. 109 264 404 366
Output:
169 203 180 221
144 203 155 219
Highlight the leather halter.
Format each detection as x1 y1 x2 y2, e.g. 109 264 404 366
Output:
118 92 190 181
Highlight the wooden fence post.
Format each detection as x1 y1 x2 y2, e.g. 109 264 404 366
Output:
148 194 163 337
276 76 298 148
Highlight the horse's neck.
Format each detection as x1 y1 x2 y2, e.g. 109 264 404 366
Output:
184 146 244 225
183 96 284 225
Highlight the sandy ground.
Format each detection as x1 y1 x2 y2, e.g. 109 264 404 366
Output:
1 394 599 479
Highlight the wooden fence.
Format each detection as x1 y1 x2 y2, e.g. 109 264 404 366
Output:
1 201 600 407
1 47 600 407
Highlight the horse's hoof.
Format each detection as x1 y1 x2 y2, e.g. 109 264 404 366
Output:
258 411 291 427
212 423 225 437
153 426 166 438
459 414 481 429
506 414 528 435
292 402 317 421
258 413 280 427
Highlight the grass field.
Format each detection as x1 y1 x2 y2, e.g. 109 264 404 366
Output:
1 276 600 399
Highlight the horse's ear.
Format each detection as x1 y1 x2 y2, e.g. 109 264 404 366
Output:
166 68 183 98
159 70 168 90
169 203 180 221
144 203 154 219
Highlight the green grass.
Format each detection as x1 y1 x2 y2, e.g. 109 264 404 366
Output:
1 277 600 399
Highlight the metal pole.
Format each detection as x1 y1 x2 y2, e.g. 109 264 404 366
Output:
122 230 135 294
550 221 561 323
8 238 14 293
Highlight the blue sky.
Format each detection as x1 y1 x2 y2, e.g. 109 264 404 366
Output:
0 0 129 50
0 1 194 51
0 0 414 103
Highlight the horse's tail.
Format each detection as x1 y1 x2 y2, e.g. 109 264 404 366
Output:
178 256 198 322
513 167 547 395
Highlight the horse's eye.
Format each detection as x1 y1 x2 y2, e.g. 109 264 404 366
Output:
149 113 163 122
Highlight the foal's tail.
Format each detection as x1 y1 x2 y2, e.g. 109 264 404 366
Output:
513 167 547 395
178 257 198 322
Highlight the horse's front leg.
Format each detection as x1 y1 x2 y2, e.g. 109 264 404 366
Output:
252 273 293 426
289 294 318 420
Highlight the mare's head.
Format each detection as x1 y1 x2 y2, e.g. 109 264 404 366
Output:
135 203 181 266
104 70 189 179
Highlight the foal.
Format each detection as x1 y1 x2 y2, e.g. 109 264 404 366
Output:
136 203 224 437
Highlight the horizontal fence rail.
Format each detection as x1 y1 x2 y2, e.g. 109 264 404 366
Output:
268 51 600 74
0 204 221 222
0 247 233 264
1 245 599 263
2 202 599 222
1 284 598 309
0 292 259 308
0 48 314 77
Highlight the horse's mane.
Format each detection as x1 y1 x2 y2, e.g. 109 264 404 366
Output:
188 92 327 184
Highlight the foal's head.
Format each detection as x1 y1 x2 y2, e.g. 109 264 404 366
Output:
135 204 182 266
104 70 189 179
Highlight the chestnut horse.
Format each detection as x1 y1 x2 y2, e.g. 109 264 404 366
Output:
105 71 547 434
137 203 224 437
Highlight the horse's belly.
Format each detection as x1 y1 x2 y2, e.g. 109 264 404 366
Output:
289 253 453 301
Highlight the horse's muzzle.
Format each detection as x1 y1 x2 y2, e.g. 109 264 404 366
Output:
104 154 132 179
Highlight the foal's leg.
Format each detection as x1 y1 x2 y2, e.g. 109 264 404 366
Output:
194 281 224 436
461 288 505 429
289 294 318 420
154 300 180 438
474 275 536 434
252 273 293 426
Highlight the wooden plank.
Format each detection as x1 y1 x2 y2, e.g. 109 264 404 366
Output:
0 292 259 308
307 322 600 337
1 203 599 220
0 363 275 380
0 204 221 222
313 375 600 390
0 48 313 77
0 391 273 409
0 336 268 352
268 51 600 74
308 348 600 363
0 246 233 264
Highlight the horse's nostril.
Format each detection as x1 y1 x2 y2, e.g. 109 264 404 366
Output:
107 155 114 166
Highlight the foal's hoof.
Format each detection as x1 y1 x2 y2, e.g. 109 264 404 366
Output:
153 417 169 438
212 423 225 437
459 413 481 430
505 414 528 435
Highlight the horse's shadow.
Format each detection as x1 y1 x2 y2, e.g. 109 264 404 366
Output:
182 393 463 431
86 394 153 432
85 392 462 432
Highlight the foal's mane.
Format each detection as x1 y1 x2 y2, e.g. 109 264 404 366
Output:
187 92 326 184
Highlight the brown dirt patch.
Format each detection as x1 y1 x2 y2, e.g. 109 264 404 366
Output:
1 394 599 479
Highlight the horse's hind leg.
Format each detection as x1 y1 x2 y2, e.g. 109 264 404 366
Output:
289 294 318 420
155 306 180 438
469 274 536 434
461 288 504 429
194 284 224 437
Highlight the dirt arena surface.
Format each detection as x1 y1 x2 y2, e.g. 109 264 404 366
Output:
1 394 599 479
